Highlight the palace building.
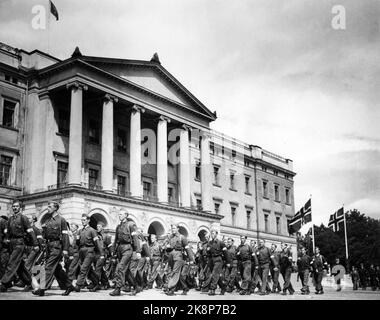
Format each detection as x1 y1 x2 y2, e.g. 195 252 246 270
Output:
0 42 296 250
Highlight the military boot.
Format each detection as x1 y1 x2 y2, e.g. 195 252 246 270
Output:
62 285 76 296
109 287 121 296
165 288 175 296
32 288 45 296
0 284 7 292
208 289 216 296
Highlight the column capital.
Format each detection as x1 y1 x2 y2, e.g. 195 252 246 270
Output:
66 81 88 92
181 124 192 132
132 104 145 114
200 129 212 139
159 115 171 123
38 90 50 100
103 93 118 103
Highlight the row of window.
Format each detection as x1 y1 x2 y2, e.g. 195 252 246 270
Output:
262 180 291 204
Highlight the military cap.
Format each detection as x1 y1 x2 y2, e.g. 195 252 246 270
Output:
81 213 90 219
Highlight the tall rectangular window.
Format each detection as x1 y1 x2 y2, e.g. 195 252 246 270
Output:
247 210 251 230
213 166 220 185
143 181 152 198
117 129 127 152
245 176 250 194
264 214 269 233
89 169 99 189
0 155 12 186
276 216 281 235
285 188 291 204
196 199 202 210
274 185 279 202
230 171 235 190
231 206 236 226
88 120 100 144
117 175 126 195
57 161 68 186
2 99 16 128
195 163 201 181
263 181 268 198
168 187 174 203
58 109 70 136
214 202 220 214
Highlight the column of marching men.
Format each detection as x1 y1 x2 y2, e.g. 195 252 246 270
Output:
1 199 380 297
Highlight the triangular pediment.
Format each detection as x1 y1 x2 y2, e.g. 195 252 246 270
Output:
80 56 216 120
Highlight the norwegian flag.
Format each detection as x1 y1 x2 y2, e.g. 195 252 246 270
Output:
328 207 345 232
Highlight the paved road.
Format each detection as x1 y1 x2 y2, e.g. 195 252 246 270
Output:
1 274 379 300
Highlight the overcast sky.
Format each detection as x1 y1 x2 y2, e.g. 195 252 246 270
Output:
1 0 379 225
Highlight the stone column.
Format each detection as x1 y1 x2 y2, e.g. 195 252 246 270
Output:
179 124 191 207
101 94 118 192
157 115 170 203
129 105 145 197
67 82 87 186
200 130 213 212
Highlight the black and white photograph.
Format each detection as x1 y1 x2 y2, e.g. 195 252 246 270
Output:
0 0 379 315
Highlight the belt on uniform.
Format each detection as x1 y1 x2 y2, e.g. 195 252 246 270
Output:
46 239 61 243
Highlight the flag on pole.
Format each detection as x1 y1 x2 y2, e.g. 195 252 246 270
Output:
50 0 59 21
288 198 312 235
328 207 345 232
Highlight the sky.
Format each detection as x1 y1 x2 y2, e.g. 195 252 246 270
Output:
1 0 379 225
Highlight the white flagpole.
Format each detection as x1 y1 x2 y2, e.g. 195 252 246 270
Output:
343 205 349 268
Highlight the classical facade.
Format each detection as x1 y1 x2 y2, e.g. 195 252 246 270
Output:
0 42 296 251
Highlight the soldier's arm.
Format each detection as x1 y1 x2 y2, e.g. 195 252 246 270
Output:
270 250 278 268
61 218 70 254
182 237 194 262
22 215 39 247
130 224 141 253
92 230 104 257
222 242 231 265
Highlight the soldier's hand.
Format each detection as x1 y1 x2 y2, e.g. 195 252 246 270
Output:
136 252 141 259
189 261 194 265
33 246 40 251
226 264 231 268
274 267 279 271
63 250 69 258
146 257 150 262
100 255 105 260
255 266 259 269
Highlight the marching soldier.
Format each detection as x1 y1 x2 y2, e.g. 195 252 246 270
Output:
236 235 252 295
63 213 104 295
165 224 194 296
0 200 39 292
147 234 163 289
368 264 378 291
279 242 295 295
310 246 328 294
24 215 44 290
358 263 368 290
297 246 311 294
250 240 261 294
206 228 231 296
67 223 80 282
92 222 112 290
0 214 9 280
256 239 273 295
225 238 238 293
270 243 281 293
32 201 73 296
109 209 141 296
350 266 360 290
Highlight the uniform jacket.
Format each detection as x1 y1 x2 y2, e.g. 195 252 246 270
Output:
310 253 328 272
5 213 38 247
270 249 281 268
236 243 252 261
206 238 231 264
150 241 162 260
77 225 104 256
297 253 311 271
279 248 293 269
114 219 141 253
166 233 194 262
256 246 273 266
41 213 70 252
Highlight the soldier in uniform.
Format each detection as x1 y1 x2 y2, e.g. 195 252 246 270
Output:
164 224 194 296
279 242 295 295
147 234 163 289
206 229 231 296
368 264 378 291
250 240 261 294
225 238 238 293
63 214 104 295
67 223 80 282
310 246 328 294
0 214 9 280
109 209 141 296
0 200 39 292
297 246 311 294
32 201 73 296
270 243 281 293
92 222 112 290
255 239 273 295
236 235 252 295
358 263 368 290
350 266 360 290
